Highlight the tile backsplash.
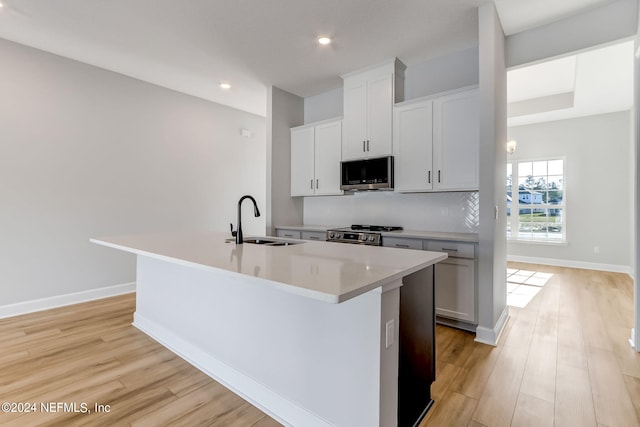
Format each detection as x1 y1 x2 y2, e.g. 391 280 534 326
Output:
303 191 479 233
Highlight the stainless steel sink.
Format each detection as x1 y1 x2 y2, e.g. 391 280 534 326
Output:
244 238 276 245
243 238 301 246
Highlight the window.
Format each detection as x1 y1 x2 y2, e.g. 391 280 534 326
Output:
507 159 565 242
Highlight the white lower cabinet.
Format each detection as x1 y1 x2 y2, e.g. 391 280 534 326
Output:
301 231 326 241
426 240 476 323
382 236 423 250
275 229 301 239
383 235 477 327
433 257 475 323
275 228 326 241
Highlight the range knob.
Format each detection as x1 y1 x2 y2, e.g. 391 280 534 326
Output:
368 235 375 241
328 232 335 239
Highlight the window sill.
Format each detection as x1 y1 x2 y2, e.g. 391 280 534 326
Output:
507 238 568 247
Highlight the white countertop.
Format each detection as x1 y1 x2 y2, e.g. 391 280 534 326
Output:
276 225 478 243
91 231 447 304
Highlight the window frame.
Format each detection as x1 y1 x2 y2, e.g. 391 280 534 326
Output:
507 156 566 244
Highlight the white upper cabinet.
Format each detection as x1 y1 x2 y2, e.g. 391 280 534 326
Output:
290 119 342 197
365 73 394 158
393 87 479 193
393 99 434 192
313 120 342 196
433 89 479 191
342 59 405 161
342 81 368 160
291 126 315 196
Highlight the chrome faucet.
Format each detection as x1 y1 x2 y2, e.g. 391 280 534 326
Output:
234 195 260 244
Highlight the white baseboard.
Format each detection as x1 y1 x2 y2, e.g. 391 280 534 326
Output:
475 306 509 346
133 313 329 427
0 282 136 319
507 255 633 276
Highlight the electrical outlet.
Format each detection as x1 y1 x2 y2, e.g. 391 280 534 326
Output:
594 246 600 254
385 319 395 348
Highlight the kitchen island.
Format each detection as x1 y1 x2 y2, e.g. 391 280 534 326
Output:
91 231 447 427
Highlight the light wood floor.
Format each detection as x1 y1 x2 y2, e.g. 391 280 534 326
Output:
0 263 638 426
0 294 281 426
422 262 640 427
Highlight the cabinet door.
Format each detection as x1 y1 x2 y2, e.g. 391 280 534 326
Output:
393 100 433 192
433 89 479 191
276 229 302 239
435 258 475 322
290 127 315 196
301 231 326 241
367 73 393 157
382 236 423 250
342 81 368 160
314 120 343 196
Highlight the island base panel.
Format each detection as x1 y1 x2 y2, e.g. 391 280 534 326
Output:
133 255 401 427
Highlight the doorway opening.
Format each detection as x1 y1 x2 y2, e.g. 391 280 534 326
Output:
505 39 636 343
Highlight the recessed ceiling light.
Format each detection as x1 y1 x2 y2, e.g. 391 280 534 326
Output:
219 82 231 90
0 2 4 8
318 37 331 46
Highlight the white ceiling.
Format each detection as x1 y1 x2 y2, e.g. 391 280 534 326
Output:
493 0 618 35
0 0 629 117
507 40 634 126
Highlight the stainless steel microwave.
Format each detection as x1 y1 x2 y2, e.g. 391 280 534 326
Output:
340 156 394 191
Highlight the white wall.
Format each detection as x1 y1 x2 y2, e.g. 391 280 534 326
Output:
506 0 638 68
303 192 479 232
634 3 640 350
507 112 633 271
0 38 266 307
304 88 343 124
477 2 508 345
404 47 479 100
266 87 304 235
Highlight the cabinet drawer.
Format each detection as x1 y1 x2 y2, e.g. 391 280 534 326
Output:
301 231 326 241
426 241 474 259
382 237 423 250
276 229 301 239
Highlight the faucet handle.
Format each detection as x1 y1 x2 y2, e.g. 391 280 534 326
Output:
230 223 237 238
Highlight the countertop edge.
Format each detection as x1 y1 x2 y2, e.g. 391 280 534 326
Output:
91 238 346 303
91 237 446 304
274 226 479 243
335 251 448 302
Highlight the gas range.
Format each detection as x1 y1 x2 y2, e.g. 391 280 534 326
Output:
326 225 403 246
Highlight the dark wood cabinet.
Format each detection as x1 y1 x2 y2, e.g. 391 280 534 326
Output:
398 266 436 426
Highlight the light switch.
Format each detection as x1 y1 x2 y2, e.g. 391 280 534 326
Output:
385 319 395 348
